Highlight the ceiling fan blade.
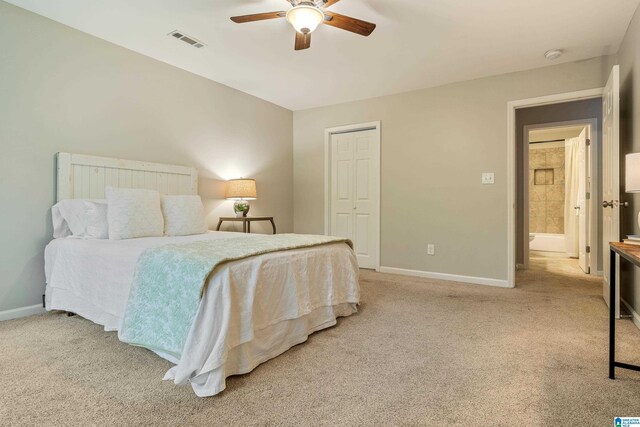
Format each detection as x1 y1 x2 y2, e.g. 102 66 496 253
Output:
320 0 341 7
295 32 311 50
230 11 285 23
323 12 376 36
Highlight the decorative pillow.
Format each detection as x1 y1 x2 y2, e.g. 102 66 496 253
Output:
161 195 207 236
106 187 164 240
52 199 108 239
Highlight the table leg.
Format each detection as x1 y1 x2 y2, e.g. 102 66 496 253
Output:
610 248 616 379
243 220 247 233
270 219 276 234
216 219 223 231
247 221 251 233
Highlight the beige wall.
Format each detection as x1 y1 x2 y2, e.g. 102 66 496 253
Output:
294 56 613 282
529 145 565 234
618 5 640 314
0 1 293 313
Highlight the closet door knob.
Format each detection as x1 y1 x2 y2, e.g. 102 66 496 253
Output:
603 201 614 208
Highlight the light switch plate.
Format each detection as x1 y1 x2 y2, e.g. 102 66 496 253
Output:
482 172 495 184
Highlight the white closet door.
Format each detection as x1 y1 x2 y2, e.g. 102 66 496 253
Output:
330 129 379 269
331 133 355 240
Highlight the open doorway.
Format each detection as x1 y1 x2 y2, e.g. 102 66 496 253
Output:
525 122 596 274
508 92 605 287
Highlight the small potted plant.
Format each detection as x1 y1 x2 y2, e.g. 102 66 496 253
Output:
234 200 250 217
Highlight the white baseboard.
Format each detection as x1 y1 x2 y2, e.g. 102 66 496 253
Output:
621 298 640 331
0 304 46 322
378 266 512 288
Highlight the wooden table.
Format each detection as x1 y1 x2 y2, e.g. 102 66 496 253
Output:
609 242 640 378
216 216 276 234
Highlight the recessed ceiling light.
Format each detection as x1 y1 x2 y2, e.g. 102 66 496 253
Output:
544 49 563 60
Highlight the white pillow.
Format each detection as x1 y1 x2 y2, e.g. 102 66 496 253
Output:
55 199 90 236
161 195 207 236
52 199 108 239
84 201 109 239
52 203 72 238
106 187 164 240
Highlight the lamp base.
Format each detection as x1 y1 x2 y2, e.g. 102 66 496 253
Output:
234 200 250 217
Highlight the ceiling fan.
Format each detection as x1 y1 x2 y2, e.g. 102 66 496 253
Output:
230 0 376 51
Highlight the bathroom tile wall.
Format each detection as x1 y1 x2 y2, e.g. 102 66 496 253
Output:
529 146 565 234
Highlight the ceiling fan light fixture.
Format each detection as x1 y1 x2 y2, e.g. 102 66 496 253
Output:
286 5 324 34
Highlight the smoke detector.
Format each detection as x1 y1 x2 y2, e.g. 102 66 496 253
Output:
168 30 205 48
544 49 563 60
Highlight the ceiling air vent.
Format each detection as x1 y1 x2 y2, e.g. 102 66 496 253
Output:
168 30 205 48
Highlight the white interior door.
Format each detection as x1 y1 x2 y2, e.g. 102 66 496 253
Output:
602 65 620 318
577 128 589 273
330 129 379 269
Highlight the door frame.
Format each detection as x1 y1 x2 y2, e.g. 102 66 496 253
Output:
507 88 603 287
324 121 381 270
522 118 599 274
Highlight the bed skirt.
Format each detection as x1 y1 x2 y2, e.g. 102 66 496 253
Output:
164 302 357 397
46 285 357 397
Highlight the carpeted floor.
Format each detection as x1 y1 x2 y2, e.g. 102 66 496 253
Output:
2 255 640 426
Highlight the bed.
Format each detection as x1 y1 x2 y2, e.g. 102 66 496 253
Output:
45 153 360 397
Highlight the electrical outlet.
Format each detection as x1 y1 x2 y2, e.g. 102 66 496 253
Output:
427 244 435 255
482 172 495 184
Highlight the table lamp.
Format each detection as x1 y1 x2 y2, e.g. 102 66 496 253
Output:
626 153 640 228
225 178 257 217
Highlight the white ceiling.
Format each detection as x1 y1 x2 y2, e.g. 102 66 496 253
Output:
7 0 639 110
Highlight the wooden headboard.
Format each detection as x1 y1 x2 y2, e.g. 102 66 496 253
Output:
56 153 198 201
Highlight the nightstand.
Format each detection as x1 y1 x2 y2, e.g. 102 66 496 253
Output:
216 217 276 234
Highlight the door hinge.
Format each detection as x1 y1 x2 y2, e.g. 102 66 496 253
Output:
586 192 591 200
586 138 591 146
586 246 591 254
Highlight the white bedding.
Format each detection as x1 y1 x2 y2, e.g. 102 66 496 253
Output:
44 231 359 396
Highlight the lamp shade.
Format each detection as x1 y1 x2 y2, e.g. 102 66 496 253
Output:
225 179 257 200
286 5 324 34
626 154 640 193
